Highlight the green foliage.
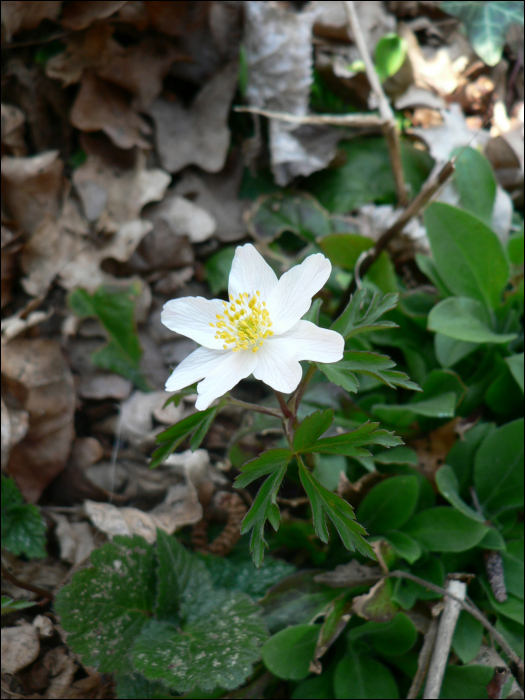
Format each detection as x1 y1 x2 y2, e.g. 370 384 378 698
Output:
319 234 374 270
69 283 149 391
204 246 236 295
403 507 489 552
428 297 517 343
1 596 36 615
1 476 46 559
334 647 399 699
450 147 496 224
55 532 268 693
261 624 319 680
318 350 420 394
440 1 524 65
331 290 399 338
374 34 407 82
357 476 419 533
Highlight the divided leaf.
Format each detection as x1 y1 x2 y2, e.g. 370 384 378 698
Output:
293 409 334 452
319 351 420 393
234 449 293 489
1 476 47 559
331 290 399 339
299 421 403 458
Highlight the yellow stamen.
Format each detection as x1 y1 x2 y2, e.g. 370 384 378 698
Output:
213 290 272 353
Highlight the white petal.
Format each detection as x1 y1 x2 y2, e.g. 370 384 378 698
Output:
195 350 258 410
266 254 331 334
161 297 225 349
252 338 303 393
278 320 344 363
228 243 278 302
165 346 229 392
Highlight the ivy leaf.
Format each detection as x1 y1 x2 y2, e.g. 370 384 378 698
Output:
69 283 149 391
298 460 376 559
234 449 293 489
1 476 47 559
54 535 158 673
331 290 399 339
318 351 421 393
150 404 221 468
240 466 288 568
293 410 334 452
299 421 403 458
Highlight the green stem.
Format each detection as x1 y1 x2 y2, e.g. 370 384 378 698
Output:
289 363 317 415
275 391 294 419
226 396 282 419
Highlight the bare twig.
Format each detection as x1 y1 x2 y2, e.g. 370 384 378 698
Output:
233 105 387 128
1 561 53 602
424 578 467 698
344 1 406 205
408 617 440 699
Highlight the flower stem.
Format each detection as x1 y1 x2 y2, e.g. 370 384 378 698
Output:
289 363 317 415
226 396 282 419
275 391 294 419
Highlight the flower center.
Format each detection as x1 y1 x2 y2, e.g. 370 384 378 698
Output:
210 291 273 352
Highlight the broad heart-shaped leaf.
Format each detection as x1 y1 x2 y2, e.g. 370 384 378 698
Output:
150 405 220 468
435 466 485 523
348 613 417 656
298 459 376 559
474 418 524 516
299 420 403 458
234 449 293 489
132 592 268 693
319 351 421 392
241 466 288 568
441 1 524 66
1 476 47 559
428 297 517 344
318 233 374 270
450 147 496 224
261 624 319 681
452 611 484 664
334 647 399 699
69 283 149 391
331 289 399 339
440 664 495 700
54 535 157 673
424 203 509 310
403 507 489 552
293 409 334 452
357 475 419 534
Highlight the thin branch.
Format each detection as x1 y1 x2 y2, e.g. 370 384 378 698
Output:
275 391 294 419
389 571 522 670
226 396 282 419
424 579 467 698
408 617 440 699
1 561 53 602
344 1 406 205
233 105 387 128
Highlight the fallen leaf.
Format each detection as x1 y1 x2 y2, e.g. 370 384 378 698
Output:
1 102 26 156
410 417 462 487
1 309 53 343
50 513 95 565
312 0 395 45
150 60 238 173
1 622 40 674
144 0 210 38
3 339 76 502
314 560 383 588
352 578 399 622
119 390 184 447
145 192 216 243
1 226 22 308
77 372 133 400
61 0 127 31
1 398 29 469
1 1 61 41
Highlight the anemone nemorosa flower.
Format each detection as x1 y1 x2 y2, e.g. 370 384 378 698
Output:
161 244 344 410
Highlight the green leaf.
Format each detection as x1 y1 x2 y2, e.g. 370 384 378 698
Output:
320 351 420 392
375 33 407 82
352 578 399 621
372 393 457 428
302 297 323 324
506 353 524 392
201 555 295 600
293 410 334 452
357 476 419 534
392 556 445 607
501 540 524 600
508 230 524 265
1 476 46 559
1 596 36 616
446 422 495 494
366 250 398 295
428 297 517 344
315 594 352 659
300 420 403 457
241 466 287 568
452 611 483 664
383 531 422 564
204 247 236 295
435 466 486 522
261 624 319 680
334 648 399 699
348 613 417 656
474 418 524 516
292 673 334 699
318 234 374 270
482 582 524 625
317 361 359 394
115 672 176 700
247 192 351 243
331 290 399 339
403 507 489 552
54 535 157 672
440 1 524 66
439 664 494 699
307 137 433 213
415 253 453 298
451 147 496 223
234 449 293 489
151 405 220 468
374 447 418 465
435 334 477 368
69 284 149 391
424 203 509 309
298 460 376 559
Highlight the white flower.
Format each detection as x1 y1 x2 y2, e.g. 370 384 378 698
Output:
161 244 344 410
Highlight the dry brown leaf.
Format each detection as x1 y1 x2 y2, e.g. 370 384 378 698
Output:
314 560 382 588
312 0 395 44
144 0 210 38
61 0 127 31
77 372 133 400
1 308 53 343
1 622 40 674
150 60 238 173
1 1 61 41
1 102 26 156
1 397 29 468
352 578 399 622
1 150 64 235
410 417 463 488
71 71 151 150
119 390 184 447
145 192 216 243
1 226 22 308
50 513 95 566
3 338 76 502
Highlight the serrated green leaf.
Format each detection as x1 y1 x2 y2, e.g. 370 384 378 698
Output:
317 361 360 393
320 351 420 392
293 409 334 452
1 476 47 559
298 460 375 559
301 421 403 457
54 535 157 673
372 392 457 428
1 596 37 615
69 284 149 391
441 1 524 66
163 384 198 408
331 290 399 339
201 555 295 599
241 467 288 568
151 405 219 468
234 449 292 489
